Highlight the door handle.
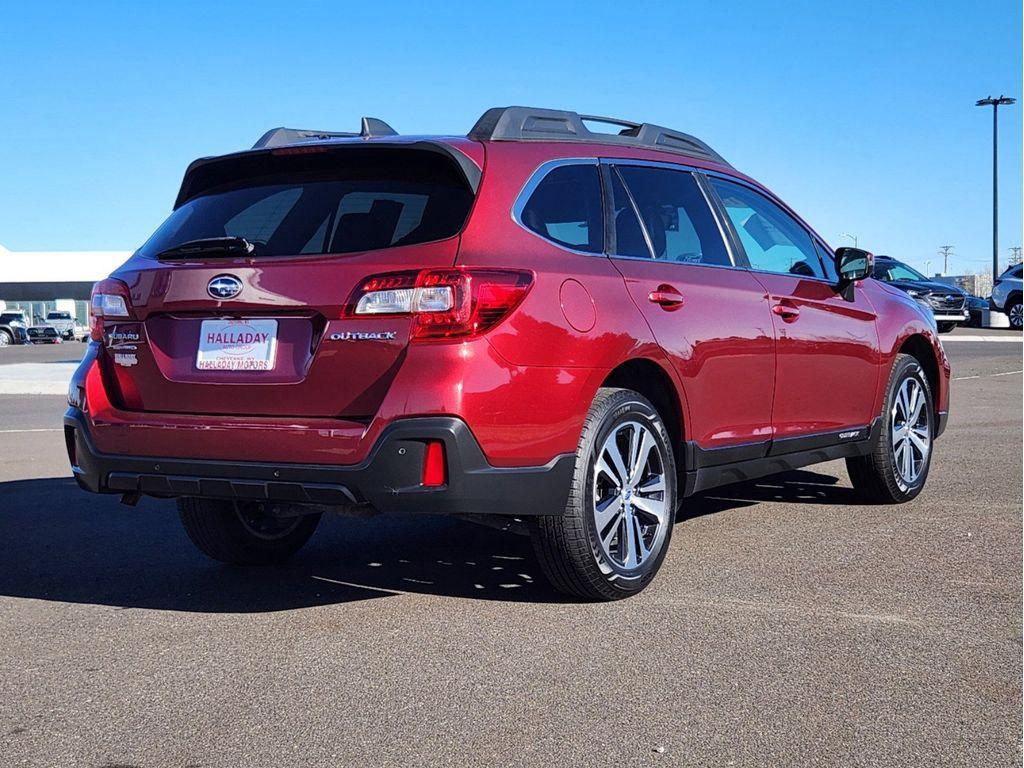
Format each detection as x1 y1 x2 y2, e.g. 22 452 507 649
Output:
648 285 684 310
771 303 800 321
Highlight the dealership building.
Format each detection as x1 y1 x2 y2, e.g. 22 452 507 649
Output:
0 244 130 325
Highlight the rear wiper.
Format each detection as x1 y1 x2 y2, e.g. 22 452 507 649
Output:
155 237 256 260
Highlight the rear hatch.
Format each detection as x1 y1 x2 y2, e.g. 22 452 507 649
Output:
100 142 479 419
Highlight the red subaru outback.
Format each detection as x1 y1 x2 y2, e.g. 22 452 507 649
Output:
65 107 950 600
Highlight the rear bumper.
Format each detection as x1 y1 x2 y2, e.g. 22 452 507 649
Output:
64 408 573 517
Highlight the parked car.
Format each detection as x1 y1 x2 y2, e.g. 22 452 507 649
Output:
28 325 62 344
44 310 77 340
64 107 950 600
0 311 30 346
964 295 989 328
871 256 969 332
990 263 1022 329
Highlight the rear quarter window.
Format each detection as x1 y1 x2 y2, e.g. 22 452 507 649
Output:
518 164 604 254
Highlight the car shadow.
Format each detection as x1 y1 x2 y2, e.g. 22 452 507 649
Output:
1 469 858 612
682 468 864 520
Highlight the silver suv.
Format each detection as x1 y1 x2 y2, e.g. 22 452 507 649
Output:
991 264 1022 329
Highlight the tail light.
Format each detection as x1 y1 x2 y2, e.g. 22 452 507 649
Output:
347 268 533 340
89 278 132 341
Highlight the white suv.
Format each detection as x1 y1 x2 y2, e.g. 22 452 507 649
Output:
991 264 1022 330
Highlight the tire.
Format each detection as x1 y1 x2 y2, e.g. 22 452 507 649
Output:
1007 299 1022 330
847 353 934 503
936 321 957 333
0 331 10 347
177 497 321 565
530 388 677 601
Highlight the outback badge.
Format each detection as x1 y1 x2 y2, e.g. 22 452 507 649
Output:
330 331 397 341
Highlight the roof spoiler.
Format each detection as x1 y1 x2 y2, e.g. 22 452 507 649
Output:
174 140 482 208
468 106 730 166
252 117 398 149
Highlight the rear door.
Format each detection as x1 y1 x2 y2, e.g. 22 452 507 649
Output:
706 177 879 446
606 162 776 462
103 145 476 418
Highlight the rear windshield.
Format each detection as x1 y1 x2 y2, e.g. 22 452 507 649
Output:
138 148 474 259
47 312 72 319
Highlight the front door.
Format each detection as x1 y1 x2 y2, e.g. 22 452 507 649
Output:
706 177 880 447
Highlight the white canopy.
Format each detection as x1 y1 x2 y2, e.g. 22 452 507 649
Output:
0 244 131 283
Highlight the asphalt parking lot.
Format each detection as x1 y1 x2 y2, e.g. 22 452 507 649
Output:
0 330 1020 768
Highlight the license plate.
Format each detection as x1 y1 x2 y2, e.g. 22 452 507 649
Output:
196 319 278 371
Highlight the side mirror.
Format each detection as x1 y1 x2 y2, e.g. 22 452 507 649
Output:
835 247 874 282
834 247 873 301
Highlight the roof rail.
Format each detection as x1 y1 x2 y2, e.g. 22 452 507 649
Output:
252 117 398 149
468 106 730 166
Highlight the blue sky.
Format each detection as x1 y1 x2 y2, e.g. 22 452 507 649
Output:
0 0 1020 276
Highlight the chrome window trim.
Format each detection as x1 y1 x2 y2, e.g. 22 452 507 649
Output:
510 155 841 289
510 157 605 257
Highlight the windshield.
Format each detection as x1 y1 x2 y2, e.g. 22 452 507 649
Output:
1 313 24 324
47 312 72 319
139 149 474 259
875 259 927 282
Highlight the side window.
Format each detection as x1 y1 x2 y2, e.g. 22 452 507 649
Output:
609 170 651 258
520 164 604 253
709 179 825 279
615 167 730 266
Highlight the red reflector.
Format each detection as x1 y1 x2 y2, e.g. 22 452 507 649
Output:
422 440 446 487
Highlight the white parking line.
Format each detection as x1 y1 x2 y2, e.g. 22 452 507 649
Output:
0 428 63 433
953 370 1022 381
0 362 77 395
942 336 1023 342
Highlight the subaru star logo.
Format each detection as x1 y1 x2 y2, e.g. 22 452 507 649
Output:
207 275 243 300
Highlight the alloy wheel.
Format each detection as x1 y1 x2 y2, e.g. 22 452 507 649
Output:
592 421 669 572
1009 303 1022 329
890 377 930 487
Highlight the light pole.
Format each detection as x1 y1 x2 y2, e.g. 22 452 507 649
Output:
841 233 858 248
976 95 1016 281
